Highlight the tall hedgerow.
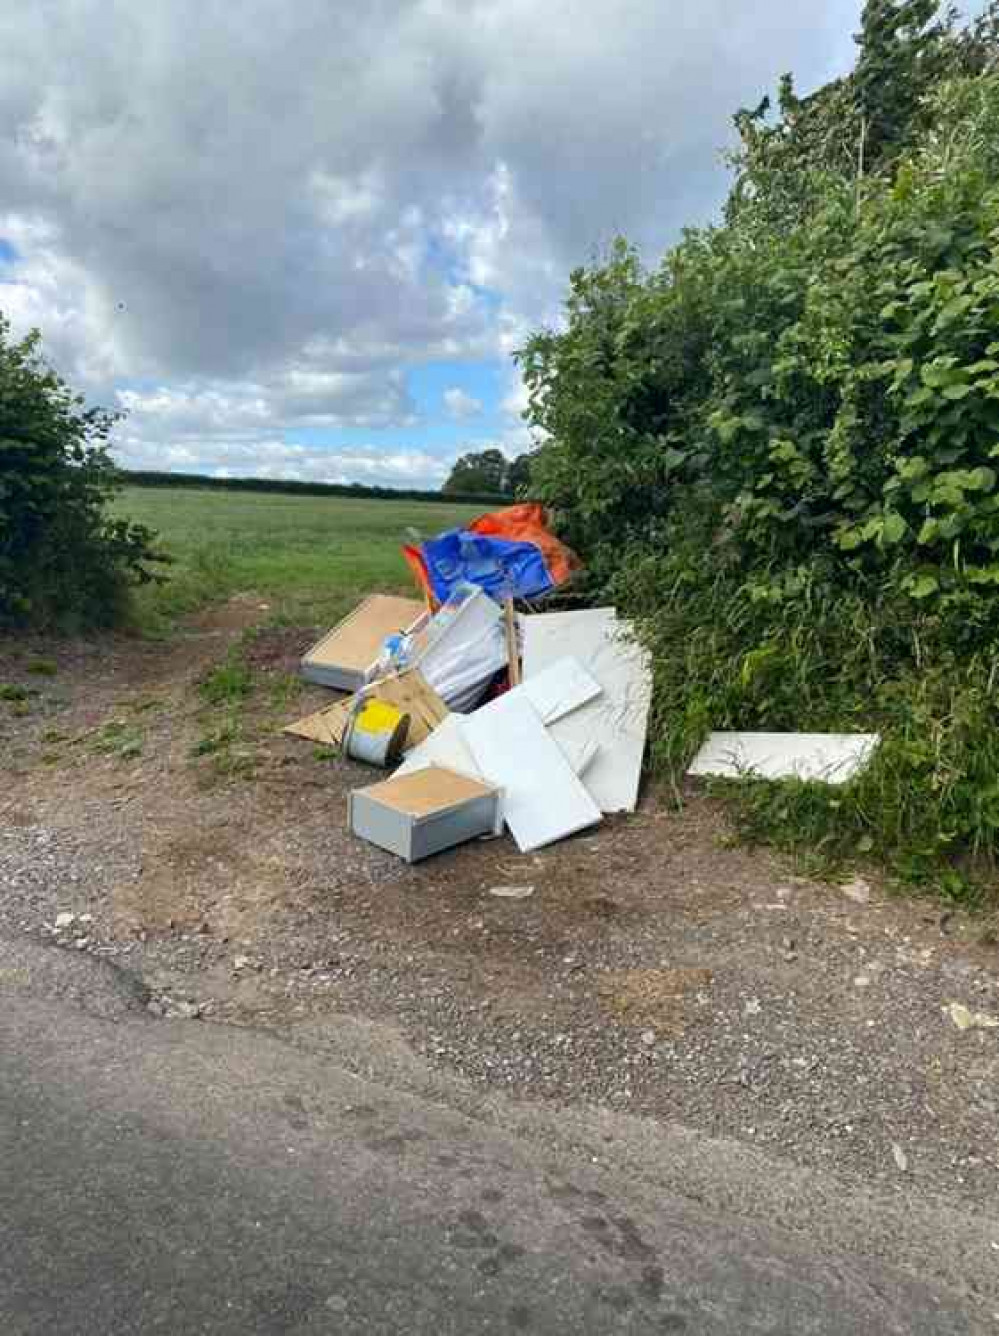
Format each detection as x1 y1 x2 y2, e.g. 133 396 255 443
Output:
518 3 999 893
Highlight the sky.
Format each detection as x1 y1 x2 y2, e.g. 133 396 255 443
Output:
0 1 864 490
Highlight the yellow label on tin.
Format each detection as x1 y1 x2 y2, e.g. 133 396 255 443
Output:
355 699 405 734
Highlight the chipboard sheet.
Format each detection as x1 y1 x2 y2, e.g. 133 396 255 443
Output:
688 732 880 786
522 609 652 813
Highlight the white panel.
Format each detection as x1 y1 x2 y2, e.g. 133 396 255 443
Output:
688 732 880 786
519 656 602 724
459 692 602 852
395 715 482 779
558 737 600 777
522 609 652 814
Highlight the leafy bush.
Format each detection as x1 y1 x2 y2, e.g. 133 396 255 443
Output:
519 4 999 892
0 316 165 628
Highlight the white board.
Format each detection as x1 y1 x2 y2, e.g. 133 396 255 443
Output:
519 655 602 725
522 609 652 813
395 714 484 781
459 692 602 852
396 702 597 784
688 732 880 786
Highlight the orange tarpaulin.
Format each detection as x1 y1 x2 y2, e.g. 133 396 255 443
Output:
466 503 579 589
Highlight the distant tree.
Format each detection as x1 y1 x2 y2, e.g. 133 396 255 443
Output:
443 448 512 496
442 447 536 498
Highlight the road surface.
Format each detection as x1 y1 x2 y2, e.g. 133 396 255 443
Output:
0 938 993 1334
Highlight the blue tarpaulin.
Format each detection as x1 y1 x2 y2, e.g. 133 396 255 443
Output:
417 529 554 604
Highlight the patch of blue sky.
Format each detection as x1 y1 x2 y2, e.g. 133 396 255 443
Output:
408 359 502 421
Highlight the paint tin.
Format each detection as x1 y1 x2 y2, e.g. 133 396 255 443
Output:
342 697 410 767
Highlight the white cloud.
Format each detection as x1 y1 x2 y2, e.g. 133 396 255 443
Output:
115 429 453 490
0 0 862 482
443 386 484 420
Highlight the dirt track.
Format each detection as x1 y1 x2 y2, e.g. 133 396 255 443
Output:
3 598 999 1213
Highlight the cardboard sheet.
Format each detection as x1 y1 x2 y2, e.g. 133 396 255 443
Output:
460 691 602 852
688 732 880 786
522 609 652 813
283 698 351 746
301 594 427 691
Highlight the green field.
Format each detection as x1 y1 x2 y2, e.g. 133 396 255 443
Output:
116 486 484 632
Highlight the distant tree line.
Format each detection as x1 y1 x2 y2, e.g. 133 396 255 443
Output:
123 469 506 507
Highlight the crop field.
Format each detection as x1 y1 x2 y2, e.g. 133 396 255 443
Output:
116 486 483 631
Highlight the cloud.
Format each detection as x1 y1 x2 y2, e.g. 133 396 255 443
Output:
0 0 862 481
443 386 484 420
115 429 453 491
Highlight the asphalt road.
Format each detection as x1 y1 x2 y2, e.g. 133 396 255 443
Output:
0 939 993 1334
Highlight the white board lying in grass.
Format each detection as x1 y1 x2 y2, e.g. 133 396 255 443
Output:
688 733 880 786
522 609 652 814
460 692 602 852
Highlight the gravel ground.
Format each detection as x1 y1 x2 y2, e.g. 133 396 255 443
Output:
3 603 999 1215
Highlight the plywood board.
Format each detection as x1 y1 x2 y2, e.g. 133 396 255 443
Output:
522 609 652 814
688 733 880 786
459 691 602 852
301 595 426 691
359 765 495 817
